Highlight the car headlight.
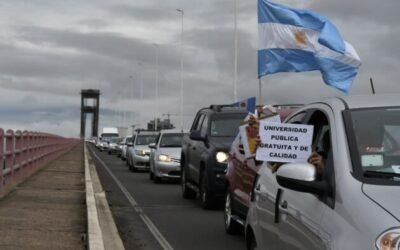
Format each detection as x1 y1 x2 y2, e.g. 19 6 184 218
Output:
135 149 145 156
158 154 171 162
216 151 229 163
376 228 400 250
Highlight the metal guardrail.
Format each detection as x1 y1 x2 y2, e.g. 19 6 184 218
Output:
0 128 79 195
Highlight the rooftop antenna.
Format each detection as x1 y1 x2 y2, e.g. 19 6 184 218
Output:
370 77 376 94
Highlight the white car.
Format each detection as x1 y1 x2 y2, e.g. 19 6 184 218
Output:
107 137 122 155
245 95 400 250
120 136 132 160
126 131 158 172
97 139 109 151
149 129 187 183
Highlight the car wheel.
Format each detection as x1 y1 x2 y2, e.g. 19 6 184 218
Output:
224 191 242 234
200 171 214 209
108 151 111 155
149 171 154 180
181 166 196 199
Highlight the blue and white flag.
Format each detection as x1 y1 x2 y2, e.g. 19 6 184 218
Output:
257 0 361 93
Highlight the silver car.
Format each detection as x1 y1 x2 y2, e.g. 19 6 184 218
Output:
107 137 122 155
245 95 400 250
149 129 187 183
127 131 158 172
120 136 132 160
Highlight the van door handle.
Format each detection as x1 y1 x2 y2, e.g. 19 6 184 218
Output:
280 200 289 213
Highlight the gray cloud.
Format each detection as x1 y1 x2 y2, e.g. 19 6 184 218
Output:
0 0 399 137
310 0 400 24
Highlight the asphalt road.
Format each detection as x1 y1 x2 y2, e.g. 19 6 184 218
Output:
88 145 246 250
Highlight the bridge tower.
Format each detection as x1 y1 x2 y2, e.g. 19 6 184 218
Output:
80 89 100 138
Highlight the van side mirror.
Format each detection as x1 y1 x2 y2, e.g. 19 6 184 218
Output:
127 143 133 147
148 143 156 149
276 163 328 196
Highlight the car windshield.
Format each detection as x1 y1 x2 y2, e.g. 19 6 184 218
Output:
136 134 157 145
210 115 245 137
160 133 185 147
109 137 121 143
348 107 400 182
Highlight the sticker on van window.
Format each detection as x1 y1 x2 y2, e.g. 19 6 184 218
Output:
361 154 384 167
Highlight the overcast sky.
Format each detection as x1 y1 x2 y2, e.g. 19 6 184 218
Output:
0 0 399 137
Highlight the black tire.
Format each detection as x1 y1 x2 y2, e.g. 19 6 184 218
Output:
224 191 242 234
130 164 137 172
149 171 154 180
200 170 215 209
154 176 161 184
181 165 196 199
246 228 257 250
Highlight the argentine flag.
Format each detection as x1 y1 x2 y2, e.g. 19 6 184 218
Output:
258 0 361 93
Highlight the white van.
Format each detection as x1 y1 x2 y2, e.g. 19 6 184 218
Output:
100 127 119 140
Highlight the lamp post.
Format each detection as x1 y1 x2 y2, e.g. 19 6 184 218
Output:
233 0 238 102
176 8 184 130
152 43 159 131
138 62 144 100
129 75 134 125
137 62 144 128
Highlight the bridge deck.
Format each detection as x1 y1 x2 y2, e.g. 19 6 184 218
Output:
0 143 86 250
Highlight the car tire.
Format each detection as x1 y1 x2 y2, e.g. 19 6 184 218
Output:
246 228 257 250
224 191 242 235
154 176 161 184
149 171 154 180
200 170 215 209
181 166 196 199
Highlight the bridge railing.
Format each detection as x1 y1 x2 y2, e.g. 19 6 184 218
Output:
0 128 79 195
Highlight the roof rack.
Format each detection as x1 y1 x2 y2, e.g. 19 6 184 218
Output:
209 104 244 112
271 104 303 109
135 128 150 133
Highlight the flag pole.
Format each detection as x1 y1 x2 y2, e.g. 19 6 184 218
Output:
258 77 262 105
233 0 238 102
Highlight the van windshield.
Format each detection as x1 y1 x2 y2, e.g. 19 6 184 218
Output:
209 114 246 137
101 133 119 138
348 107 400 183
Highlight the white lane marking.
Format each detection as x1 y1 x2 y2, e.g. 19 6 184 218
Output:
90 148 174 250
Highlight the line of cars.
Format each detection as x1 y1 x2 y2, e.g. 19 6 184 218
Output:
92 95 400 250
99 129 188 184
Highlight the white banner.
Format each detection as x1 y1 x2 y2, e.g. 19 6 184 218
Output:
240 115 281 158
256 122 313 163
